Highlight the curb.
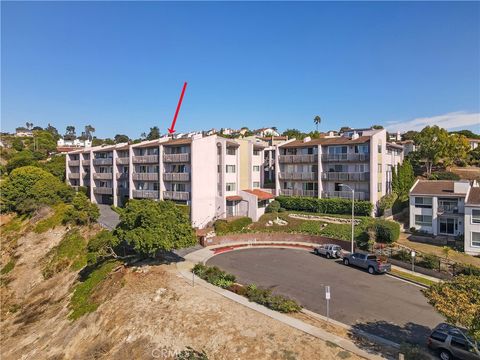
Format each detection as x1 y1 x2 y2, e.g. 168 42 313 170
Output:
386 272 430 289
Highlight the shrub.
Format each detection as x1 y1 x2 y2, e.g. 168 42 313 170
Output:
33 203 70 233
63 192 100 226
429 171 460 180
276 196 372 216
454 263 480 276
245 284 301 313
1 260 15 275
192 264 235 289
378 193 398 215
86 230 120 265
370 219 400 243
176 347 209 360
417 254 440 270
265 200 281 213
214 217 252 235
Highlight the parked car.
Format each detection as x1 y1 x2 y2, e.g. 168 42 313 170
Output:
342 253 391 274
314 244 343 259
428 323 480 360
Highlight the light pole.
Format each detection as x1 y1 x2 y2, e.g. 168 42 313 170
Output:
339 183 355 253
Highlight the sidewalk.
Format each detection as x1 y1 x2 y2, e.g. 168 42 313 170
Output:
391 264 441 283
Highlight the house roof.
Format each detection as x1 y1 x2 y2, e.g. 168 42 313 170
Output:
243 189 274 201
410 180 468 196
386 142 404 150
279 136 370 148
466 187 480 205
226 195 243 201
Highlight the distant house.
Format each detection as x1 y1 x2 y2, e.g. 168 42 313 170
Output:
254 128 280 137
57 138 92 153
399 140 415 155
388 131 402 142
15 128 33 137
468 138 479 150
221 128 236 136
205 129 217 136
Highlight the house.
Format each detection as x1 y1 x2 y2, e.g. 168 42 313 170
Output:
464 187 480 255
221 128 236 136
468 138 479 150
399 140 415 155
254 128 280 137
409 180 470 237
15 128 33 137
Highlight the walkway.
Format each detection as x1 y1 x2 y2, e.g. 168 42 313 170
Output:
97 204 120 230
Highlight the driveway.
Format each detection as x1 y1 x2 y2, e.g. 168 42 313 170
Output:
207 248 443 344
97 204 120 230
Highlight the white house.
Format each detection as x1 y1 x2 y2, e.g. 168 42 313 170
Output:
254 128 280 137
57 138 92 148
464 187 480 255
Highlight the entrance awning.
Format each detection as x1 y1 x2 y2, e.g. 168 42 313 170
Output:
226 195 243 201
243 189 274 201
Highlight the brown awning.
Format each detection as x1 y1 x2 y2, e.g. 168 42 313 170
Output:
243 189 275 201
226 195 243 201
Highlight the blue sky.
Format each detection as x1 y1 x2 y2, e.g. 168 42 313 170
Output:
2 1 479 138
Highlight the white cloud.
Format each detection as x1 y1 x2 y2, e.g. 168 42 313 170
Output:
386 111 480 133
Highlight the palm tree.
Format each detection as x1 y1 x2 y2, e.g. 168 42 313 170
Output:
314 116 321 132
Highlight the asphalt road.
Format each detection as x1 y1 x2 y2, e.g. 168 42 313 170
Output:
207 248 444 345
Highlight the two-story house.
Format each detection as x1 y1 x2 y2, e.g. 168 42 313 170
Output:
465 187 480 255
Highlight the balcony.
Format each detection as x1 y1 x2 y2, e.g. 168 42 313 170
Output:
68 160 80 166
116 157 129 165
322 191 369 201
117 173 128 180
132 190 159 199
163 191 190 201
68 173 80 179
93 187 113 195
132 155 158 164
438 205 460 215
163 153 190 162
82 160 90 166
278 172 317 181
93 173 113 180
321 153 369 162
163 173 190 182
93 158 113 166
321 172 370 182
278 154 318 163
132 173 159 181
280 189 318 197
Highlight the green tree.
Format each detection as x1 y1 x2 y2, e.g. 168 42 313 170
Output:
63 192 100 226
313 115 321 132
422 275 480 344
443 133 471 168
450 129 480 140
64 126 76 141
414 126 449 176
147 126 161 140
282 128 305 140
402 130 418 141
40 154 66 181
86 230 120 265
392 159 415 199
371 124 384 129
114 134 130 143
1 166 73 214
115 200 196 257
31 130 57 155
45 123 60 139
6 151 37 173
12 137 24 151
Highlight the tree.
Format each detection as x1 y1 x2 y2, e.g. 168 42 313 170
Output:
0 166 73 214
371 124 384 129
45 123 60 139
86 230 120 265
313 116 321 132
84 125 95 140
339 126 352 133
32 126 43 131
63 192 100 225
114 134 130 143
6 151 37 173
12 137 24 151
422 275 480 344
282 128 305 140
443 133 470 168
402 130 418 141
31 130 57 155
40 154 66 181
414 126 449 176
115 200 196 257
392 159 415 199
25 122 33 130
450 129 480 140
64 126 76 141
147 126 161 140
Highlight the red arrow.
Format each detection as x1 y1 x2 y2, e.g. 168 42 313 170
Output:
168 82 188 134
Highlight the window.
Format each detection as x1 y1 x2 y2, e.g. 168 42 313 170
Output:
415 197 433 208
172 183 185 192
226 148 236 155
378 164 382 173
378 182 382 192
217 165 221 173
355 144 369 154
378 144 382 153
253 182 260 188
415 215 432 226
226 183 236 191
328 146 347 154
472 209 480 224
450 337 467 350
253 149 260 156
303 182 318 191
429 331 447 342
253 166 260 172
226 165 236 173
472 232 480 247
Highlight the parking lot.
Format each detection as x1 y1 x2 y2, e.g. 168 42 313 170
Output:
207 247 444 344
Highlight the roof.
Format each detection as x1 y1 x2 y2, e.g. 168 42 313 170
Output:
260 136 288 141
386 142 404 150
280 136 370 148
466 187 480 205
243 189 274 201
226 195 243 201
163 138 192 146
410 180 468 196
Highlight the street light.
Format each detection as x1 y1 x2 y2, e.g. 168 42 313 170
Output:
339 183 355 253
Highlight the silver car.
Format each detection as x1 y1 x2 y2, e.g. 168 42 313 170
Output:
314 244 342 259
428 323 480 360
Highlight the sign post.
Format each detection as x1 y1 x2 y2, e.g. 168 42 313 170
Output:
325 285 331 322
411 251 416 273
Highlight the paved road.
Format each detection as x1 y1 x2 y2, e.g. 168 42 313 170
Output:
97 204 120 230
207 248 443 344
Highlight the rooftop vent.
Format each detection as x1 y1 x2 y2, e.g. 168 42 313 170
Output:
303 136 311 143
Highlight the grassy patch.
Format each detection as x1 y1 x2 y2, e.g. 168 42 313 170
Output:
42 229 88 279
1 260 15 275
389 269 436 287
1 214 27 234
69 260 119 320
33 203 70 233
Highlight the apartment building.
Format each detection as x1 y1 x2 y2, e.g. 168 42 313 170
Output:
464 187 480 255
66 134 274 229
274 128 402 211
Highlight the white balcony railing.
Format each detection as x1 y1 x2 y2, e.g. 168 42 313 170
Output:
321 153 369 162
132 173 159 181
280 189 318 197
163 153 190 162
321 172 370 182
132 190 159 199
116 157 129 165
132 155 159 164
68 160 80 166
93 187 113 195
163 173 190 181
82 160 90 166
93 158 113 166
68 173 80 179
278 154 318 163
278 172 317 181
163 191 190 201
93 173 113 180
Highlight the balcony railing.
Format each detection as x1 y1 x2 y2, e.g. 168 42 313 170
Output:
321 191 369 201
163 173 190 181
132 173 159 181
132 190 159 199
68 173 80 179
132 155 159 164
93 187 113 195
278 172 317 181
68 160 80 166
278 154 318 163
321 153 369 162
93 158 113 166
438 205 459 214
163 191 190 201
83 173 90 178
82 160 90 166
321 172 370 182
280 189 318 197
116 157 129 165
117 173 128 180
93 173 113 180
163 153 190 162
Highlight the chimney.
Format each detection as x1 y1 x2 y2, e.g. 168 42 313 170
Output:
303 136 311 143
351 132 359 140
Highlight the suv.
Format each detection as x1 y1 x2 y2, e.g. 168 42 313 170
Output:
428 323 480 360
314 244 342 259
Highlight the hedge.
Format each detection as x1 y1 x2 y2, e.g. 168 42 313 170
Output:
370 219 400 243
276 196 373 216
214 217 253 235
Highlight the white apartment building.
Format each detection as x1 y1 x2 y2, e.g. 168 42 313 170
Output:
274 128 403 212
66 134 274 229
464 187 480 255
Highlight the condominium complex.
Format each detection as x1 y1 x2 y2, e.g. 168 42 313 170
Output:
67 128 404 227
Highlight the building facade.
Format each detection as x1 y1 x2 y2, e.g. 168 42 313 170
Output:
465 187 480 255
